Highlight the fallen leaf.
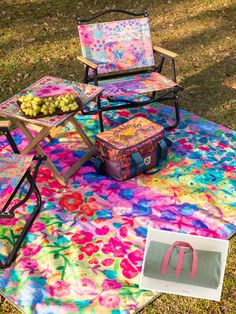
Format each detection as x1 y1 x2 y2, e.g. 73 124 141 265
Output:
223 76 236 90
42 57 51 63
26 37 36 43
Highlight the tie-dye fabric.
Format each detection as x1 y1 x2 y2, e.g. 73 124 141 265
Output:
0 76 103 127
0 154 33 209
0 102 235 314
99 72 178 97
78 17 155 74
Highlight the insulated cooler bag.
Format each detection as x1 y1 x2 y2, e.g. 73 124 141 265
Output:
94 117 172 181
143 241 222 288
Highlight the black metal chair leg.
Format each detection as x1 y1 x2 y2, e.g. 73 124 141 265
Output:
83 65 89 84
165 92 180 130
97 96 104 132
1 127 20 154
152 91 156 99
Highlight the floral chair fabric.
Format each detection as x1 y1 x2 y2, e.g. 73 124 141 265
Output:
78 17 155 74
99 72 178 97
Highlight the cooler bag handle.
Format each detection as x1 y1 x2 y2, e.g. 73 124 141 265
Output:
145 138 169 175
161 241 198 278
131 138 171 175
131 151 147 173
94 157 103 174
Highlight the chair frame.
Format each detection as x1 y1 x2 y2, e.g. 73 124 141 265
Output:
77 8 183 132
0 121 46 268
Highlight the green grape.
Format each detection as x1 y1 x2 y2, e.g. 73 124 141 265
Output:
27 94 34 101
20 93 78 117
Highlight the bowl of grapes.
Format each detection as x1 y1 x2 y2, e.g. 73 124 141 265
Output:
17 93 81 119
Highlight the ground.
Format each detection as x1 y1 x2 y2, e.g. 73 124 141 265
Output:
0 0 235 313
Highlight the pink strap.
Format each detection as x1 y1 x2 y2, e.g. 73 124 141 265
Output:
176 247 185 276
161 241 198 278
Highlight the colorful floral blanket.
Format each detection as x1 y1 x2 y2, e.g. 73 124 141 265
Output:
0 103 235 314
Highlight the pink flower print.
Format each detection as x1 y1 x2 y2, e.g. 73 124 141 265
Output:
88 257 98 265
119 226 128 237
0 217 18 226
120 259 138 279
37 168 53 182
78 254 84 261
1 185 14 208
75 278 98 296
102 237 131 258
41 187 55 197
80 243 99 256
30 222 46 232
48 179 62 189
147 107 157 114
183 144 193 150
19 257 38 272
199 146 211 152
49 280 70 297
102 279 122 291
95 225 109 236
223 165 236 172
71 230 93 245
117 111 130 118
128 249 144 271
35 84 73 98
79 27 94 45
22 244 41 256
99 293 121 308
101 258 114 266
178 138 187 144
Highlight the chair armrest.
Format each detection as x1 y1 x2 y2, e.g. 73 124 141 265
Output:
77 56 98 70
153 46 178 59
0 120 11 128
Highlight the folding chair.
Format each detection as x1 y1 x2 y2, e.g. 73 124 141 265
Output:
77 8 183 132
0 121 46 268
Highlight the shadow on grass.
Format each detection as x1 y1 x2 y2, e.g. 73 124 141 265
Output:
180 55 236 127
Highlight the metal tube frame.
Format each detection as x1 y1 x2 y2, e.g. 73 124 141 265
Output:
77 8 148 24
78 86 182 130
0 126 46 268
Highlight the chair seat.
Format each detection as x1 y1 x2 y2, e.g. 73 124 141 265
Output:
99 72 179 97
0 154 33 209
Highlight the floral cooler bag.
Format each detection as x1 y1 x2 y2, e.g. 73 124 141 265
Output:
94 117 172 181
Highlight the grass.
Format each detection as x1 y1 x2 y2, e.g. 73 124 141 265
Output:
0 0 235 313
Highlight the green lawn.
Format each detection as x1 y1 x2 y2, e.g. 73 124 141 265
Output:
0 0 235 313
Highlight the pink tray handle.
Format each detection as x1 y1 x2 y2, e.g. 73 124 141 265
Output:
161 241 198 278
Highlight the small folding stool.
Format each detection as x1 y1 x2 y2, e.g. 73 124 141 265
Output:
0 121 46 268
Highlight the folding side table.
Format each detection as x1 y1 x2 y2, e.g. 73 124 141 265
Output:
0 76 103 185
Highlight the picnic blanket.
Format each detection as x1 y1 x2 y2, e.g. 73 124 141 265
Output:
0 102 235 313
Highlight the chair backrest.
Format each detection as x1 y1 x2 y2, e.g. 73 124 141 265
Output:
78 11 155 75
